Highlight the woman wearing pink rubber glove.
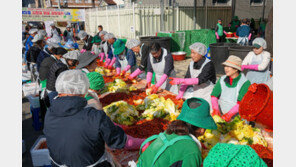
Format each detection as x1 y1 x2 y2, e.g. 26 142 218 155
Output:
169 42 216 109
126 39 150 80
103 33 117 68
112 39 137 76
241 37 271 84
215 19 228 43
98 31 108 62
146 42 178 94
211 56 251 122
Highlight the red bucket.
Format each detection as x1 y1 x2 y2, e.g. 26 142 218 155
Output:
239 83 273 130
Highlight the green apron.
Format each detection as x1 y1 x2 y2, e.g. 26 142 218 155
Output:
217 23 223 36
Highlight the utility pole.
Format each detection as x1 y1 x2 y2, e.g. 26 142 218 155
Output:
193 0 197 29
160 0 164 31
58 0 61 9
231 0 236 18
262 0 266 19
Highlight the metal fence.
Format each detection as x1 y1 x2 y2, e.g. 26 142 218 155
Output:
85 3 232 39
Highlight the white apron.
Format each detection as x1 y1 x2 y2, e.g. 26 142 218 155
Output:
219 74 248 114
150 48 178 94
92 44 101 55
237 36 249 46
118 54 137 73
246 52 270 84
65 30 74 42
51 28 60 40
183 59 214 109
49 147 112 167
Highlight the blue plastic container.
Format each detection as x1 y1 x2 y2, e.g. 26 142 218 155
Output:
30 106 43 131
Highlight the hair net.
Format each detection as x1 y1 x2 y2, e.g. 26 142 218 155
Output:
189 42 207 56
66 24 72 28
29 28 38 35
63 50 79 60
46 38 60 49
104 33 115 40
56 70 90 95
78 31 88 39
32 34 44 42
126 39 141 49
50 23 55 26
252 37 267 49
99 31 107 36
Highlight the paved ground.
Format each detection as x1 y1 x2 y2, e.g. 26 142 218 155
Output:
22 94 44 167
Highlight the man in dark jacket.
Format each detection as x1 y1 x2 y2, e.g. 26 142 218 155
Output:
46 50 79 104
44 70 145 167
78 30 93 51
26 33 45 81
36 39 60 71
39 47 67 81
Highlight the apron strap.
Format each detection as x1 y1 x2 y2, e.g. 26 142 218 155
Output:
139 134 159 155
152 133 194 166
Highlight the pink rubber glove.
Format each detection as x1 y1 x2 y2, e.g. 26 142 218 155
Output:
211 96 220 112
99 53 105 62
211 96 221 116
80 49 86 53
128 68 143 80
221 103 239 122
104 58 111 68
123 65 131 72
116 67 121 75
124 135 145 150
223 30 227 36
146 72 153 83
241 64 259 71
169 77 199 86
155 74 168 88
176 85 188 100
108 57 116 69
248 33 252 40
215 32 219 39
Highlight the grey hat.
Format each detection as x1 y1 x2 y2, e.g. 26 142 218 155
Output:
50 23 55 26
76 51 98 69
32 33 44 42
78 30 88 39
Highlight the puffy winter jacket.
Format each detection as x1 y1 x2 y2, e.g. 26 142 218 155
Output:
46 59 68 91
44 96 127 167
37 48 51 71
39 56 58 81
26 45 42 63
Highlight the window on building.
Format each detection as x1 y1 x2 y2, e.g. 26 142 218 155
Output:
250 0 265 6
212 0 231 6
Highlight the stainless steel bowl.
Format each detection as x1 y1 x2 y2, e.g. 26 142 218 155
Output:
171 51 187 56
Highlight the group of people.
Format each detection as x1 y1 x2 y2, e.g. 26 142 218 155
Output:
215 16 267 46
23 23 271 166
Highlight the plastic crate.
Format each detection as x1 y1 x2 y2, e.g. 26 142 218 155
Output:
30 136 51 167
23 82 40 97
